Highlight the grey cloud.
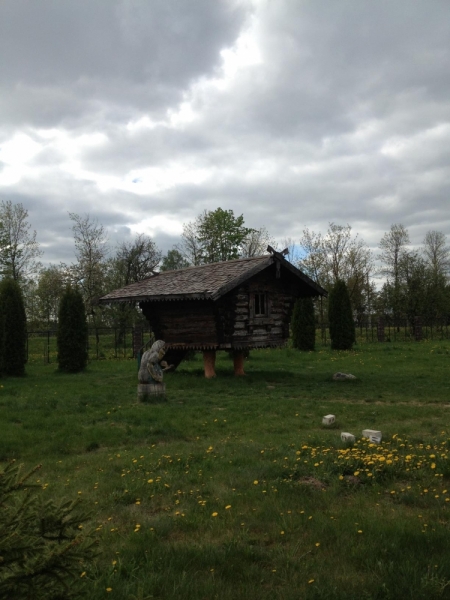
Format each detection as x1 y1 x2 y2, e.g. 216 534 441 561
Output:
0 0 249 128
1 0 450 268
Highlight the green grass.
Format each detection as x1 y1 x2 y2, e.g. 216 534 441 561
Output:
2 341 450 599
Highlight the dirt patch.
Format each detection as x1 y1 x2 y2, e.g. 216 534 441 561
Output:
298 476 327 490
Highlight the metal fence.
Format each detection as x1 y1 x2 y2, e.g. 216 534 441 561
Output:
27 318 450 363
316 317 450 345
27 327 154 363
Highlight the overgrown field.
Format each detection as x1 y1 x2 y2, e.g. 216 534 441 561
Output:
1 341 450 599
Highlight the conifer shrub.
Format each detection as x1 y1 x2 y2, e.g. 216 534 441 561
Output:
0 278 27 376
291 296 316 351
328 280 355 350
0 461 98 600
57 287 88 372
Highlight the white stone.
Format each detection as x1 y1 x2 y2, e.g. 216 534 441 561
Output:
322 414 336 425
341 432 355 443
362 429 382 440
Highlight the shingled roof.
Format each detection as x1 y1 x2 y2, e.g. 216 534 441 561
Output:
99 252 326 304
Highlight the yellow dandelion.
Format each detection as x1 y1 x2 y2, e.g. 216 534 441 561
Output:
225 505 231 510
212 512 218 517
253 480 259 485
308 579 315 584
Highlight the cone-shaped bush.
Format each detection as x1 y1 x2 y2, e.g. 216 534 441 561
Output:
57 287 88 372
0 278 27 376
291 296 316 351
328 280 355 350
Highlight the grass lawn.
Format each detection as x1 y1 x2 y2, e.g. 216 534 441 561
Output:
1 341 450 599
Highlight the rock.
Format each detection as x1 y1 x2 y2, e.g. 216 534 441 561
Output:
333 372 356 381
341 432 355 443
362 429 382 443
322 414 336 425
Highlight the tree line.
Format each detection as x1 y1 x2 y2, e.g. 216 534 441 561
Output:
1 201 449 331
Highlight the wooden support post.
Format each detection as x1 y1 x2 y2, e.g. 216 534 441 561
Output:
233 351 246 376
133 326 143 358
377 317 385 342
414 316 422 341
203 350 216 378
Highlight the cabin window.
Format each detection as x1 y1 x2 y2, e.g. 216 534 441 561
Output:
254 293 268 316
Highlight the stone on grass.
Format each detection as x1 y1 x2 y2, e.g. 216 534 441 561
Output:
362 429 382 443
333 372 356 381
341 432 355 443
322 414 336 425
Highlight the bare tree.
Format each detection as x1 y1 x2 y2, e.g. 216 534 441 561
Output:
299 223 374 328
379 224 410 322
113 234 161 285
104 234 161 339
279 236 301 264
69 213 108 334
241 227 275 258
177 219 203 266
0 200 43 281
423 230 450 275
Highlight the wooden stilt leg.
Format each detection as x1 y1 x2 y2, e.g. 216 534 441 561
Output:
203 350 216 378
233 351 246 376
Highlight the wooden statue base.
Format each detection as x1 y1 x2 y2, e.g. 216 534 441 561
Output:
137 383 166 402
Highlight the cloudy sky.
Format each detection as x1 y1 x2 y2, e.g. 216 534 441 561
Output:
1 0 449 267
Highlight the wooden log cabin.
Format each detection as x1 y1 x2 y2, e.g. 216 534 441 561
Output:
99 247 327 377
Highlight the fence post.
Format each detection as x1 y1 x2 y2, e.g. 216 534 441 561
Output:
133 327 143 359
377 317 385 342
414 316 422 342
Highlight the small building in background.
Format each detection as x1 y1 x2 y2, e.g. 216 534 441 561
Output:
99 248 327 377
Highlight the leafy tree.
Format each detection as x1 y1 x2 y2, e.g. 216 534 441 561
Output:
291 296 315 351
57 287 88 373
178 208 254 265
160 248 190 271
328 280 355 350
0 461 98 600
0 278 27 376
35 264 70 328
0 200 43 282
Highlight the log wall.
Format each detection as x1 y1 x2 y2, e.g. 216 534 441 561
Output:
140 300 218 349
140 262 313 350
